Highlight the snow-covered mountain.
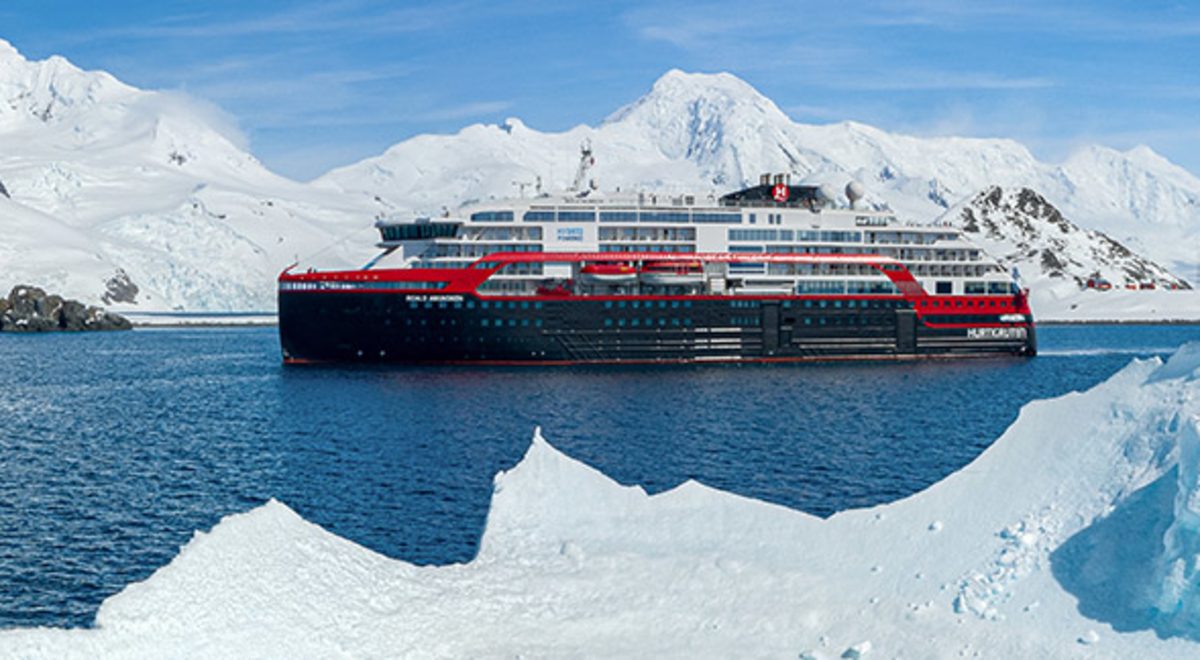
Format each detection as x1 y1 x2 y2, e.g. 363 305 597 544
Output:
944 186 1188 290
0 39 379 311
322 69 1199 284
1 40 1196 313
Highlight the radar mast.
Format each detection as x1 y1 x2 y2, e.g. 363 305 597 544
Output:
572 140 596 194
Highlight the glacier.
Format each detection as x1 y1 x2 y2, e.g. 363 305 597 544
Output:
3 344 1200 658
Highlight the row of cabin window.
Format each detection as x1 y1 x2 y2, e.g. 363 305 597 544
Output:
410 262 546 276
600 244 697 253
733 245 902 258
603 318 694 328
477 281 536 293
481 319 544 328
716 273 901 294
494 211 745 224
598 298 909 311
599 227 697 241
402 318 459 326
730 229 864 242
426 243 542 258
921 298 1012 309
281 280 447 291
404 298 910 312
738 213 784 225
963 281 1019 294
459 227 544 241
911 266 997 279
603 300 694 310
407 300 546 310
865 231 957 245
788 299 910 309
798 316 889 326
794 280 899 294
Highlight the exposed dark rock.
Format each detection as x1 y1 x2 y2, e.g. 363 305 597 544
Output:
960 208 980 233
954 186 1192 291
0 286 131 332
1040 249 1066 274
101 269 139 305
0 178 9 198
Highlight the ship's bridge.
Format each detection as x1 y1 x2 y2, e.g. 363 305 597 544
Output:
376 219 460 246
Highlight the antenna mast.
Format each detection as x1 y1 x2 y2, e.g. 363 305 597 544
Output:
572 140 595 194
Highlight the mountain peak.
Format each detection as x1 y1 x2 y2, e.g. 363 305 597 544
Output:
1069 143 1181 173
1122 144 1196 178
649 69 766 99
599 70 796 185
0 40 136 129
0 38 21 62
605 70 788 127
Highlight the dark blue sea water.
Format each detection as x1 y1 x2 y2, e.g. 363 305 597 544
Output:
1 324 1197 628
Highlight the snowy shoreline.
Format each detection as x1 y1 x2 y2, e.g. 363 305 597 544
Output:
124 313 277 328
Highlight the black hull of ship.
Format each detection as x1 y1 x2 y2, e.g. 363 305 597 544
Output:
278 292 1036 365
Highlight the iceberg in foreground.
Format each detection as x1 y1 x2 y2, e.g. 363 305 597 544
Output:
4 345 1200 659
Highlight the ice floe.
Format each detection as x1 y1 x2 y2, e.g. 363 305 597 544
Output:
3 344 1200 658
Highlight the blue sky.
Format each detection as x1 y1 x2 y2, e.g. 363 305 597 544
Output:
4 0 1200 181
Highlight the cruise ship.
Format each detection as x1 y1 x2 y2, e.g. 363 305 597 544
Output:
278 174 1036 364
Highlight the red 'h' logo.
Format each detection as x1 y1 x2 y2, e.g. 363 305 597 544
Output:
772 184 789 202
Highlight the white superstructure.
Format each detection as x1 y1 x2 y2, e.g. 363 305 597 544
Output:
374 177 1018 298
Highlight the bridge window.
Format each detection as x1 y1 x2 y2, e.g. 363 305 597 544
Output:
378 223 459 241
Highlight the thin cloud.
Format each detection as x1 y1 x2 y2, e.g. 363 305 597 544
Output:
76 1 466 42
633 14 761 50
413 100 513 123
127 90 250 150
832 72 1055 92
879 0 1200 40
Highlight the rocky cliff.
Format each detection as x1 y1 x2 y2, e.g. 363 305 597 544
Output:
945 187 1189 290
0 286 131 332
